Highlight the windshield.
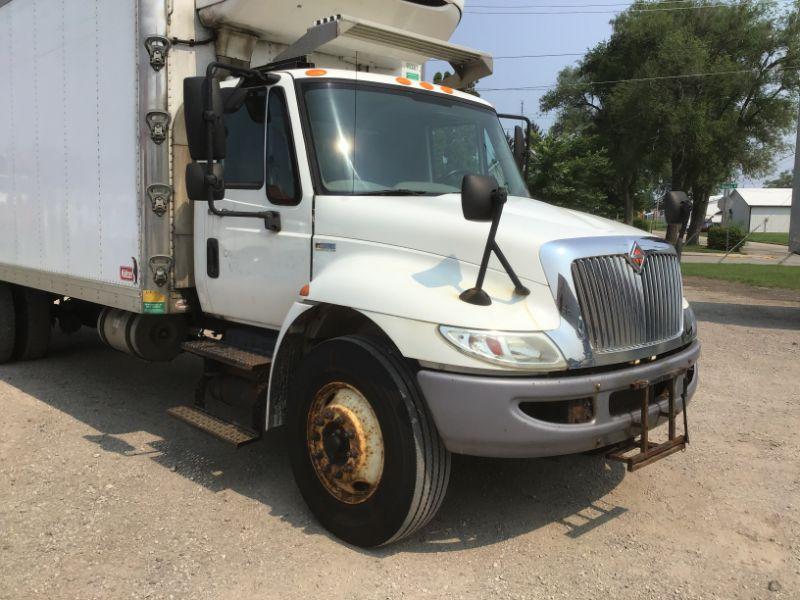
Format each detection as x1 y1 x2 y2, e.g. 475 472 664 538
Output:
300 80 529 197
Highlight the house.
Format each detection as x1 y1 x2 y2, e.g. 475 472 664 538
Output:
706 194 723 225
720 188 792 233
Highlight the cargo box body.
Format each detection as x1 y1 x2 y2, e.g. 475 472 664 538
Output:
0 0 149 311
0 0 463 314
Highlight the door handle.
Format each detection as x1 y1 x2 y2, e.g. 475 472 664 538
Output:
207 238 220 279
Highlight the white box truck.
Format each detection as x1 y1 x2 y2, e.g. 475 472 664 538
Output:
0 0 700 546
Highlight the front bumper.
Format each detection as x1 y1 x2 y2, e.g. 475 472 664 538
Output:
417 340 700 458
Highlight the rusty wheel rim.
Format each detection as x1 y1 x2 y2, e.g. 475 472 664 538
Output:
307 382 385 505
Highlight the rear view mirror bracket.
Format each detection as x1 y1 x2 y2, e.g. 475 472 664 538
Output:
184 62 281 231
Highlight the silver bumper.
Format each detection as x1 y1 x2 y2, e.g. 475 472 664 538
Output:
417 340 700 458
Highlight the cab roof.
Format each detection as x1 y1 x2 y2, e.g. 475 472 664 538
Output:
285 67 493 109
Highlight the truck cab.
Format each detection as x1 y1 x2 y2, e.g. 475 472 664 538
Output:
184 57 699 545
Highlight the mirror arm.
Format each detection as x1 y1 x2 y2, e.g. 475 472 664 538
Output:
202 62 281 231
460 188 530 306
490 240 530 296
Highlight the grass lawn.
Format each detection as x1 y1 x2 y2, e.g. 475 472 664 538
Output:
748 232 789 246
681 263 800 291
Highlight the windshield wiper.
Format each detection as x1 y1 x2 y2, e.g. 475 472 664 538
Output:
356 189 431 196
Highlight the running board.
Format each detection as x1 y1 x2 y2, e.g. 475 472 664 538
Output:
167 405 260 448
182 339 272 372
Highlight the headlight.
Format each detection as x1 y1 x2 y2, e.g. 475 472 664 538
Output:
683 304 697 340
438 326 565 370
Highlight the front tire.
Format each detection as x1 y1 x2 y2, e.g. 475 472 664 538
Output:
287 335 450 547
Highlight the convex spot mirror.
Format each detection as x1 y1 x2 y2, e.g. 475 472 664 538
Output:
461 174 501 222
184 76 226 160
664 190 692 225
186 162 224 201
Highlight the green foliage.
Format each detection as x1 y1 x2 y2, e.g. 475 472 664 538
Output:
539 0 800 232
632 216 652 232
706 224 746 251
526 130 616 216
764 170 794 188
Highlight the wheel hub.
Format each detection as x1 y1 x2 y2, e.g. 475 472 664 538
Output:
307 382 384 504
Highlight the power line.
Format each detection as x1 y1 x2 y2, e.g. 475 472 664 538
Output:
468 0 727 6
477 65 800 91
466 5 745 14
495 51 586 59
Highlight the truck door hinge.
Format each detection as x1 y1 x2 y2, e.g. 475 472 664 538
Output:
144 36 171 71
147 184 172 217
149 256 173 288
146 111 171 144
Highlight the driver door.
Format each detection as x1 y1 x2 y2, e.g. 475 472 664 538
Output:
196 80 312 329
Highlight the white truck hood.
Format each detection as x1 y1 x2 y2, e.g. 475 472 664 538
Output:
314 193 646 286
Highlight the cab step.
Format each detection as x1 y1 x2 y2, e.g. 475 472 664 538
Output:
182 339 272 372
167 405 260 447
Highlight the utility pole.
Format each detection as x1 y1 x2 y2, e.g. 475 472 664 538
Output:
790 104 800 254
520 100 524 115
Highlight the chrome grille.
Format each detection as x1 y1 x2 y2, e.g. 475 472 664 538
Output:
571 253 683 353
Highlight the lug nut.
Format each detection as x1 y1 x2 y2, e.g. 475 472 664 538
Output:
344 430 354 439
323 408 334 419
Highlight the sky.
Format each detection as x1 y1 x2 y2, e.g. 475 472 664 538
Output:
429 1 797 186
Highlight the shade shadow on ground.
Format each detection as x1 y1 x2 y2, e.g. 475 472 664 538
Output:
1 329 628 553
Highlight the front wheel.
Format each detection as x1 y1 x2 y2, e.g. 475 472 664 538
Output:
287 335 450 547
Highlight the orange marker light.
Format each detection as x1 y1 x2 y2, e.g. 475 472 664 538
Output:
395 77 412 86
420 81 434 90
299 284 310 297
305 69 327 77
440 86 454 94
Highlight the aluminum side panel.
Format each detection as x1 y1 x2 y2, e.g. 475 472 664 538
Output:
0 0 140 290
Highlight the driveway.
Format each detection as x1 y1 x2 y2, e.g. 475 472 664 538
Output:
1 281 799 600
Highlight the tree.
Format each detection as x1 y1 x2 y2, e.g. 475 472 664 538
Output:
765 170 794 187
527 126 616 216
540 0 800 239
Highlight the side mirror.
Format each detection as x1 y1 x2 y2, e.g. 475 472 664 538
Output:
461 174 500 222
184 76 226 160
664 190 692 225
186 162 225 201
460 174 530 305
513 125 525 172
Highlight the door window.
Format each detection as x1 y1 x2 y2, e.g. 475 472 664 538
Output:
265 89 301 205
224 89 266 189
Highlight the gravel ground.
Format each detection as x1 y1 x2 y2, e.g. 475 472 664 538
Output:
1 279 799 600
